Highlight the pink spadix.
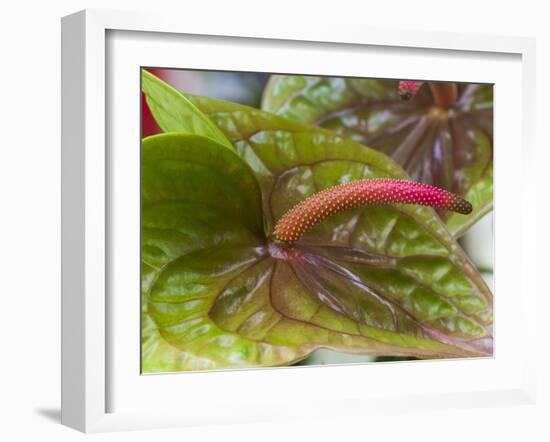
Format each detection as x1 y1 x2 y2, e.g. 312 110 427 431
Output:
398 80 424 100
273 178 472 245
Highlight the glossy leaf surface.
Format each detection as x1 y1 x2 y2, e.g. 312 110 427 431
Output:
141 69 233 150
262 76 493 237
142 77 493 372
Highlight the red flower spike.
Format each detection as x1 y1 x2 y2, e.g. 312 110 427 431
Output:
273 179 472 245
398 81 424 100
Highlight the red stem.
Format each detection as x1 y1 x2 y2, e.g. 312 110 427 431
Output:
398 80 458 108
428 82 458 108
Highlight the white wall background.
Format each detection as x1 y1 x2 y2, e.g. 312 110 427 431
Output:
0 0 547 440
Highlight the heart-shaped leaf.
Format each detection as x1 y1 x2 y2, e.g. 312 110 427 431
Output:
141 133 272 371
142 75 493 372
261 76 493 237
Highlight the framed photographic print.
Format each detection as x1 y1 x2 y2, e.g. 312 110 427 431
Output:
61 9 537 433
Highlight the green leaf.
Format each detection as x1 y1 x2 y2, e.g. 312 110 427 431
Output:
261 76 493 237
142 106 493 372
141 69 233 150
141 133 269 372
446 158 493 238
185 95 493 349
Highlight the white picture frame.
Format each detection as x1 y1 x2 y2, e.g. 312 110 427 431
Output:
61 9 537 433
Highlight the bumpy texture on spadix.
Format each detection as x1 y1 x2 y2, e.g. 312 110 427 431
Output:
274 179 472 244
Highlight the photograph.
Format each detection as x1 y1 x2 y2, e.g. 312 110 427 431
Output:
1 0 546 438
141 68 494 373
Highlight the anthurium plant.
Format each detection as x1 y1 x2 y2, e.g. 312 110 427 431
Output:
141 69 493 373
262 76 493 238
